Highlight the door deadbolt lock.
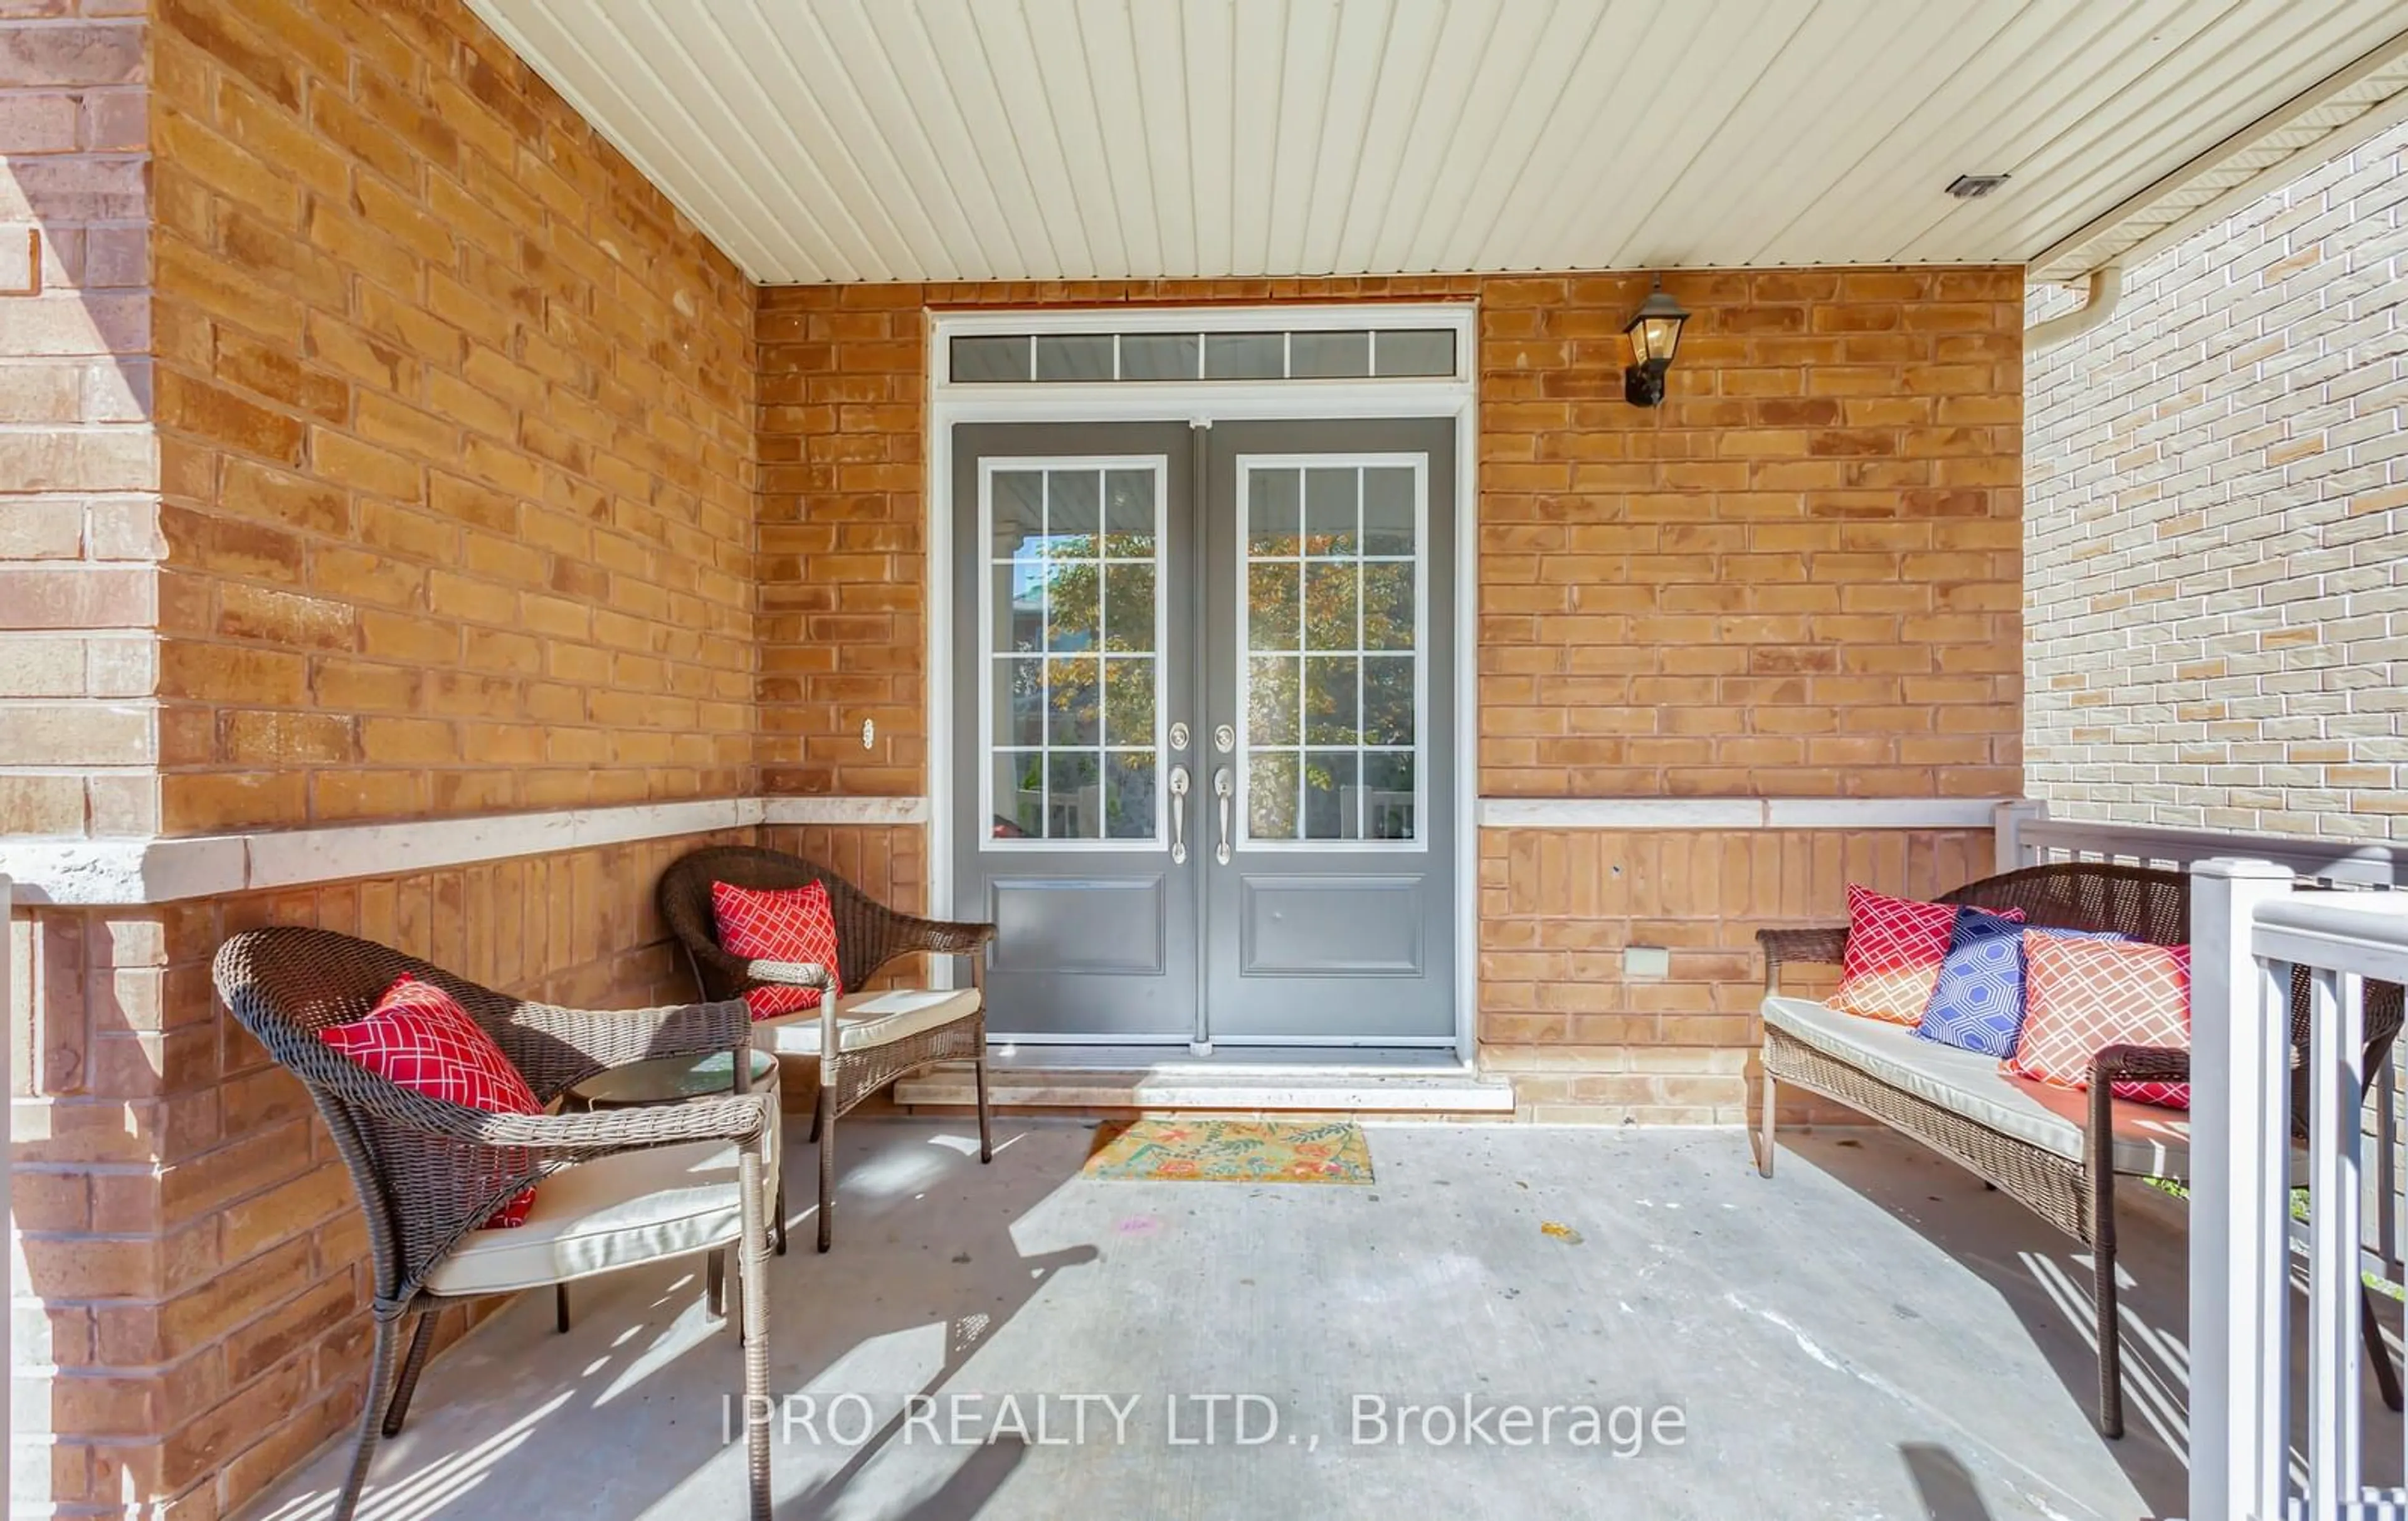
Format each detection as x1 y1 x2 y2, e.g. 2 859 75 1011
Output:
1213 724 1234 754
1170 721 1190 751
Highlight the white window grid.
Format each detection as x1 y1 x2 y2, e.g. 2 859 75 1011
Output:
978 456 1170 852
948 327 1463 384
1234 453 1429 853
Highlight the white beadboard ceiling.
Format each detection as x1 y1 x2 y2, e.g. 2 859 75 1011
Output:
465 0 2408 286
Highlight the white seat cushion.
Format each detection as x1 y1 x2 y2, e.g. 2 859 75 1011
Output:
1763 995 2190 1180
749 987 981 1060
426 1083 781 1298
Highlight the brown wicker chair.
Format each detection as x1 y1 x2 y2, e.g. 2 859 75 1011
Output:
213 927 779 1521
658 846 996 1252
1756 861 2404 1439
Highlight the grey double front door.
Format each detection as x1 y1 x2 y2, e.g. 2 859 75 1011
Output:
951 416 1456 1050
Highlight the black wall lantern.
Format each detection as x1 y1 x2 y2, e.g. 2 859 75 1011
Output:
1622 278 1689 407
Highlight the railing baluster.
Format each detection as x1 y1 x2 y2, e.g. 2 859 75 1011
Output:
2306 965 2365 1515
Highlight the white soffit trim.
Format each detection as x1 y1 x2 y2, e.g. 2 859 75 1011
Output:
2029 27 2408 283
1479 799 2008 831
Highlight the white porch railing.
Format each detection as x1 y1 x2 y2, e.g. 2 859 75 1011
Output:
2190 860 2408 1521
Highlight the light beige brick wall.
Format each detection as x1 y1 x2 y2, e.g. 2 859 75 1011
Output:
0 2 159 839
2025 122 2408 839
147 0 758 834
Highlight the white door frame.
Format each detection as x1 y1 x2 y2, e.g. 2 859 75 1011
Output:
925 302 1481 1063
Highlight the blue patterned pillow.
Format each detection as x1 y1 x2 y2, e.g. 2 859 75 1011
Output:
1915 912 2126 1058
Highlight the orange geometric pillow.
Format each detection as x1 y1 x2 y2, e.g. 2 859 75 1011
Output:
1832 885 2022 1026
2008 935 2190 1102
710 878 845 1020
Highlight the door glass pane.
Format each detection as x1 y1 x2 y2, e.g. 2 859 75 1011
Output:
1238 458 1422 846
1249 469 1301 555
1104 751 1158 838
1304 655 1358 744
992 753 1043 836
1047 471 1100 554
1104 469 1155 557
1302 562 1357 650
1102 562 1156 652
1302 750 1359 839
1362 753 1415 840
992 471 1045 556
1363 467 1415 556
1248 656 1300 744
1362 562 1413 650
1304 468 1358 555
1249 751 1299 840
986 460 1163 846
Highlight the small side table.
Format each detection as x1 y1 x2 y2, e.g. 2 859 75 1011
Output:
554 1046 785 1333
567 1048 779 1110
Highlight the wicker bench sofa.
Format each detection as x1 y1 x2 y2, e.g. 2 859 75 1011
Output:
1753 860 2404 1438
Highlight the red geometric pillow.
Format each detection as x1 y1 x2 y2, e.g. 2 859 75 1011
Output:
710 879 845 1020
2009 935 2191 1110
1832 885 2024 1026
320 974 541 1228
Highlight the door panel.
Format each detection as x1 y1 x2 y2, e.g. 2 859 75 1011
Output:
953 423 1198 1041
1202 419 1456 1043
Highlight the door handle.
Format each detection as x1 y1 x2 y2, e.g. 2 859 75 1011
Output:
1213 767 1233 865
1169 766 1190 865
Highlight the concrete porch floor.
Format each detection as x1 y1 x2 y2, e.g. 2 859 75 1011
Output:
240 1118 2400 1521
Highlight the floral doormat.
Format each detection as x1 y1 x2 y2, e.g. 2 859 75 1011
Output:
1082 1119 1374 1184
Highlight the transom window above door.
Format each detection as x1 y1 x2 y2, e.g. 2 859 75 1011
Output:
948 327 1459 385
981 458 1166 848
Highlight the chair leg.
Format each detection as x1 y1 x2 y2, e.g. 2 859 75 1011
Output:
739 1158 775 1520
335 1316 404 1521
556 1284 571 1335
974 1045 994 1165
774 1181 788 1256
1754 1064 1776 1179
818 1092 838 1253
379 1312 439 1438
806 1076 826 1145
2093 1172 2124 1439
2363 1285 2404 1412
707 1247 727 1319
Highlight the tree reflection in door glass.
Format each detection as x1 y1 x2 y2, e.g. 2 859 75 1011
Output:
1249 752 1299 839
1302 751 1359 839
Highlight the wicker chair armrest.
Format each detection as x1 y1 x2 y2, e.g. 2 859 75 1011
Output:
2089 1044 2191 1088
494 998 752 1102
869 908 998 958
746 960 833 989
1757 925 1848 995
341 1074 772 1153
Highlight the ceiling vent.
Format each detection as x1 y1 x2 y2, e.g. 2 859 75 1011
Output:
1946 173 2011 199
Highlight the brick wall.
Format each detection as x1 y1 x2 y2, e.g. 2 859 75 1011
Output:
2026 121 2407 839
0 2 158 839
9 827 746 1518
1479 826 1993 1122
757 271 2023 801
146 0 757 835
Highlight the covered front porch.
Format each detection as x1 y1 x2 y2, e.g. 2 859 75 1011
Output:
243 1120 2240 1521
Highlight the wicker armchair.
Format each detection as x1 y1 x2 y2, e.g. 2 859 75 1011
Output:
659 846 996 1252
213 927 779 1521
1756 861 2404 1439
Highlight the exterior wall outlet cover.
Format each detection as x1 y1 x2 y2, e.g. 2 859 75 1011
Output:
1625 945 1670 979
861 718 875 750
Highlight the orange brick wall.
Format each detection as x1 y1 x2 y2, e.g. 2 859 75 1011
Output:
756 271 2022 801
1480 827 1994 1122
0 1 159 838
8 827 744 1518
146 0 757 835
